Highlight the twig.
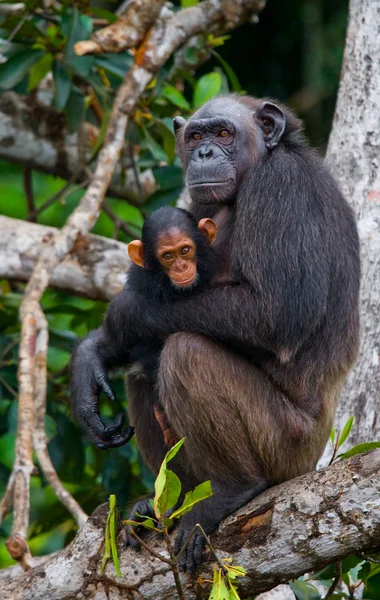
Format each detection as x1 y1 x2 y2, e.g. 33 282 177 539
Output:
0 375 18 399
24 168 36 222
164 530 185 600
127 528 172 565
102 202 139 239
323 562 342 600
32 309 87 528
28 172 80 220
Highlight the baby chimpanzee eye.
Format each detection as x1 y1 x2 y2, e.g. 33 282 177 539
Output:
162 252 173 261
181 246 190 255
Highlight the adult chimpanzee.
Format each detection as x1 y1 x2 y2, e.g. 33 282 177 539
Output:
71 94 360 573
127 206 218 445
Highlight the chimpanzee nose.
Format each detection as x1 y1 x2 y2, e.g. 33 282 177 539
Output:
198 146 213 160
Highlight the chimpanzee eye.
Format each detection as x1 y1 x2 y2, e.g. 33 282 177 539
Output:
162 252 173 261
192 132 202 141
181 246 190 256
218 129 229 138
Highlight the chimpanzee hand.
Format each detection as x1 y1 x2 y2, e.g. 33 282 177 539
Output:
71 334 134 450
123 497 155 549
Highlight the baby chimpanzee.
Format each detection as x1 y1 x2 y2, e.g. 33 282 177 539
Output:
127 206 217 446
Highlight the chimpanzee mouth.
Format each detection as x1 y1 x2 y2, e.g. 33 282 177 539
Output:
189 180 231 187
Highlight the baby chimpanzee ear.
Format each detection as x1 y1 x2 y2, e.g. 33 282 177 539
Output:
128 240 144 268
198 218 218 245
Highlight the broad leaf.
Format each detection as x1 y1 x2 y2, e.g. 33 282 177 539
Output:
162 85 190 110
53 61 72 111
28 53 53 91
64 87 86 133
289 580 321 600
0 50 44 90
156 468 182 517
171 480 213 519
210 567 230 600
143 126 168 163
338 416 354 448
64 10 94 77
194 72 222 108
212 51 242 92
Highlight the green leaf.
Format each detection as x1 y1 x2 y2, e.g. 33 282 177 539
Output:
94 54 133 80
52 61 72 111
210 568 230 600
109 495 121 577
338 441 380 460
0 50 44 90
330 427 335 445
155 120 176 164
164 438 186 463
289 580 321 600
142 126 168 163
171 480 213 519
155 468 181 518
89 7 118 23
162 85 190 110
338 416 354 448
194 72 222 108
28 53 53 92
181 0 199 6
64 87 86 133
154 439 185 517
341 555 363 574
64 10 94 77
211 51 242 92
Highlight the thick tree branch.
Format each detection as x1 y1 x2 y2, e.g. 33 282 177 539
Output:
0 92 156 205
1 451 380 599
0 216 129 300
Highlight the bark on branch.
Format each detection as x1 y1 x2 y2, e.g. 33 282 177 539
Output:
0 216 129 300
0 92 156 205
1 451 380 599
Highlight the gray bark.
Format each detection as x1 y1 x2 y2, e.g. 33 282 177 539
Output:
325 0 380 450
0 216 129 300
1 450 380 599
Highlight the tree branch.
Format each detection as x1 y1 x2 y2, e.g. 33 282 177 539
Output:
0 92 156 205
0 216 129 300
1 451 380 598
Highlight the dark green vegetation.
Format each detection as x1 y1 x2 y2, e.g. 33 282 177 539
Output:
0 0 348 573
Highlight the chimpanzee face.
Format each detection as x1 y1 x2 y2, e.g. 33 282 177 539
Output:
174 96 286 205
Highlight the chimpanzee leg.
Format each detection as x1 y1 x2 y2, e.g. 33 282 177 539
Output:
157 333 325 571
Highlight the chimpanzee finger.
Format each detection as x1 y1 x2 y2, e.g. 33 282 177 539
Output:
173 528 184 558
84 410 110 439
102 412 125 438
100 426 135 449
96 372 116 403
193 532 205 569
185 534 197 573
124 497 154 548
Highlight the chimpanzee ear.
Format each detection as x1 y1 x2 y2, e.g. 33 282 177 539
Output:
128 240 144 268
198 218 218 245
173 116 187 134
255 102 286 150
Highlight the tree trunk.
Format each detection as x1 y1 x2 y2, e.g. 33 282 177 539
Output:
325 0 380 450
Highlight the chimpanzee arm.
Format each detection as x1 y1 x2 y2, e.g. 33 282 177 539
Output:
70 288 142 449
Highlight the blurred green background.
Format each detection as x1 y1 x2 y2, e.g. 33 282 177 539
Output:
0 0 347 568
